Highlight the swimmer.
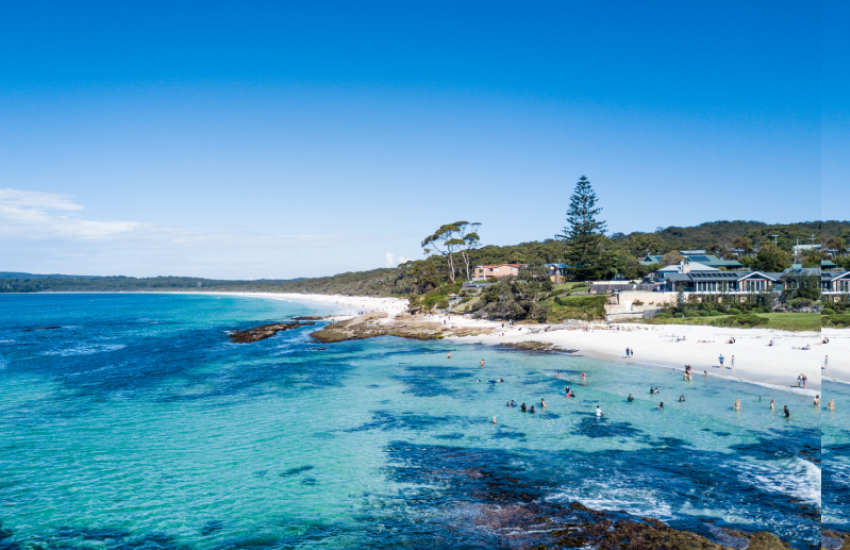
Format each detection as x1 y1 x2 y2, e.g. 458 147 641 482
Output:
529 405 536 414
499 378 504 383
627 394 634 402
480 359 485 368
566 390 575 398
704 370 708 378
581 372 587 383
827 399 835 412
679 395 685 402
596 406 604 417
649 387 654 394
783 405 790 418
511 400 517 407
656 402 664 410
447 352 451 359
770 399 775 412
733 399 741 412
541 398 547 408
520 403 527 412
814 395 821 407
492 416 497 424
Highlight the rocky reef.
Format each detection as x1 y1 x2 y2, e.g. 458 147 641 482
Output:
309 313 492 343
227 321 315 343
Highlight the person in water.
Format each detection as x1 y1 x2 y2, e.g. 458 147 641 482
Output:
770 399 775 411
498 378 504 383
679 395 685 402
827 399 835 412
595 406 604 417
480 359 485 368
541 398 547 408
814 395 821 407
783 405 790 418
447 352 451 359
656 402 664 410
520 403 527 412
566 390 575 398
733 399 741 411
529 405 536 413
627 394 634 402
492 416 497 424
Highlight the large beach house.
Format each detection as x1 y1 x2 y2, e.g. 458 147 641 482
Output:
473 264 526 280
639 250 744 270
822 270 850 301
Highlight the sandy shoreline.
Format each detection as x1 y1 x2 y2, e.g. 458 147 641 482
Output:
206 292 837 394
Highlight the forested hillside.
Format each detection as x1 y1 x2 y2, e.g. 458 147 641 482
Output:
3 220 848 296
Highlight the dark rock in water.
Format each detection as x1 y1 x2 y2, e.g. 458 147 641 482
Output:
21 326 62 332
822 531 849 550
228 321 315 343
200 520 223 536
279 465 314 478
300 476 318 486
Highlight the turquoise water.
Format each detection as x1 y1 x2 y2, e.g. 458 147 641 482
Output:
0 294 824 548
823 379 850 532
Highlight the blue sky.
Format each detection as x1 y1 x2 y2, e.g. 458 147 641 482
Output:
0 1 843 278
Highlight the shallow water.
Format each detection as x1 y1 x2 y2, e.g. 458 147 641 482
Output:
823 379 850 532
0 294 824 549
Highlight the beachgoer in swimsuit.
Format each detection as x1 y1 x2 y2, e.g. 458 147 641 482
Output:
827 399 835 412
480 360 485 368
679 395 685 402
596 406 604 417
770 399 775 411
783 406 790 418
733 399 741 411
529 405 536 414
541 398 547 408
520 403 527 412
627 394 634 402
814 395 821 407
447 352 451 359
657 402 664 410
492 416 497 424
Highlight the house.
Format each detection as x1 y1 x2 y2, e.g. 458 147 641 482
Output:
652 268 783 295
822 270 850 301
639 251 744 270
473 264 526 280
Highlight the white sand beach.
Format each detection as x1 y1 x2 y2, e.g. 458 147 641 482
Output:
434 315 828 394
210 292 835 394
207 291 408 317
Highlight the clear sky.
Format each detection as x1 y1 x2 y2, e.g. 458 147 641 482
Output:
1 1 844 279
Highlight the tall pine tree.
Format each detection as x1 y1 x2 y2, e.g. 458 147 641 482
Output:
557 176 607 281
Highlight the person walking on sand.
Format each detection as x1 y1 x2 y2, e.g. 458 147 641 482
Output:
626 347 630 357
719 354 725 367
730 355 735 369
796 374 802 388
802 374 807 389
825 355 829 370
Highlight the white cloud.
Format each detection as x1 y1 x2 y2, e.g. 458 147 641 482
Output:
0 188 140 238
0 188 410 278
385 252 409 267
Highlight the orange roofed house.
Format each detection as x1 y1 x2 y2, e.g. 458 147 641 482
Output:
473 264 527 280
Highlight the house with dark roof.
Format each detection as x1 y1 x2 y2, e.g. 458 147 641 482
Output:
639 251 744 270
822 270 850 301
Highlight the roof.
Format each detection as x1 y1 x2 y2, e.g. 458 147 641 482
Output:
657 262 718 272
475 264 526 268
782 267 821 277
641 253 743 269
822 270 850 282
659 270 780 283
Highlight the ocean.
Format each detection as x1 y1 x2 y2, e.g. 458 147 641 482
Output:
0 293 825 549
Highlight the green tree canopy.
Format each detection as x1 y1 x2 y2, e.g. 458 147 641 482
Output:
557 176 607 280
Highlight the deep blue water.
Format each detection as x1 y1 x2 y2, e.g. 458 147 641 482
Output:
0 294 826 549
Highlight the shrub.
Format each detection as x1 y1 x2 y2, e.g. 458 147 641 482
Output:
684 311 700 318
437 299 449 309
698 310 711 317
713 314 769 328
632 300 644 306
655 312 672 319
674 312 685 318
822 307 836 316
823 315 850 328
729 308 743 315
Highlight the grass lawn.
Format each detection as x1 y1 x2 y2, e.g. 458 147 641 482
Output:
553 282 589 291
626 313 820 332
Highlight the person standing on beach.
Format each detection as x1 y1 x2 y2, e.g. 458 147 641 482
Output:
825 355 829 370
802 374 807 388
626 347 630 357
730 356 735 369
719 354 724 367
796 374 802 388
